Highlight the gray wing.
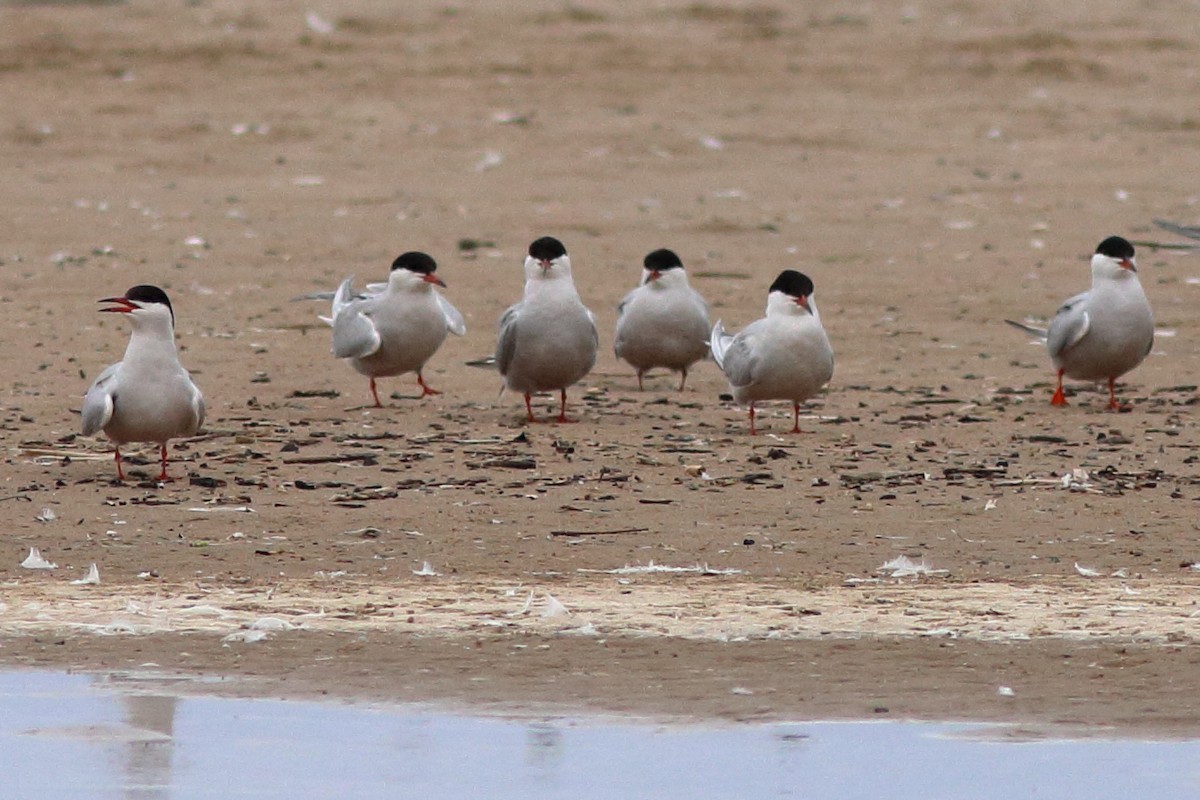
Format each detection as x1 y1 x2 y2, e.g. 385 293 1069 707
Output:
189 377 206 432
709 320 734 370
329 278 382 359
1004 319 1048 339
294 281 386 304
81 362 119 436
436 292 467 336
1045 291 1090 360
613 290 637 357
1154 219 1200 242
331 305 381 359
495 304 521 377
719 328 761 389
615 287 638 318
586 305 599 351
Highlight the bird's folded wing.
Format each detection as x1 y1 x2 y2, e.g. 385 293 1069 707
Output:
1003 319 1048 339
616 288 637 317
81 364 119 436
190 379 206 431
586 308 599 348
331 305 382 358
709 320 733 369
437 293 467 336
719 334 758 389
330 277 358 316
1047 296 1090 358
495 305 520 376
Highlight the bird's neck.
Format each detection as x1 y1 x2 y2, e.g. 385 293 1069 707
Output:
388 274 429 295
1093 274 1145 301
124 322 181 366
764 292 804 319
525 275 580 303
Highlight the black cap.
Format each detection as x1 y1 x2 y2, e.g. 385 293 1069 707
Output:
644 249 684 272
1095 236 1135 261
391 251 438 274
767 270 814 298
124 284 173 323
529 236 567 261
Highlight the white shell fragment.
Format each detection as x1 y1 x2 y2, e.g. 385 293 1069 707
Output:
541 593 570 618
250 617 294 632
588 561 742 576
305 11 334 34
474 150 504 172
187 506 255 513
878 555 947 578
20 547 57 570
70 563 101 585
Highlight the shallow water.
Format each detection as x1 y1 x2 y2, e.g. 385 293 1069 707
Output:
2 670 1199 799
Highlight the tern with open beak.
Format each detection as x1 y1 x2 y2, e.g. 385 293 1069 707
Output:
81 285 205 481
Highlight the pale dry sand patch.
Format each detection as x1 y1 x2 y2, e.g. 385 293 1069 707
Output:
3 576 1197 645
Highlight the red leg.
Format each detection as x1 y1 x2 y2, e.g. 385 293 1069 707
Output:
416 372 441 397
369 378 383 408
791 401 802 434
1051 369 1067 406
157 443 174 482
1107 377 1121 411
524 392 536 423
556 389 578 423
678 369 688 392
114 446 126 481
748 403 758 435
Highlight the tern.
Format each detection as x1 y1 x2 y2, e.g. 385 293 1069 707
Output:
496 236 598 422
322 251 466 407
614 248 711 391
1006 235 1153 410
710 270 834 434
81 285 205 481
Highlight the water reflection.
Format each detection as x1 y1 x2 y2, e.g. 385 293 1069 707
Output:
117 694 175 800
2 670 1199 800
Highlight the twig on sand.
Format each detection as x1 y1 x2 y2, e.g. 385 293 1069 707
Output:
550 527 650 537
282 454 378 465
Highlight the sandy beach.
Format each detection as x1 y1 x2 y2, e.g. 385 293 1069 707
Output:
3 0 1200 731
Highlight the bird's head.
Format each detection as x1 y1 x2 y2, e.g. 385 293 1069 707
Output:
766 269 816 316
641 248 685 287
1091 235 1137 280
99 285 175 327
525 236 570 280
390 251 446 290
